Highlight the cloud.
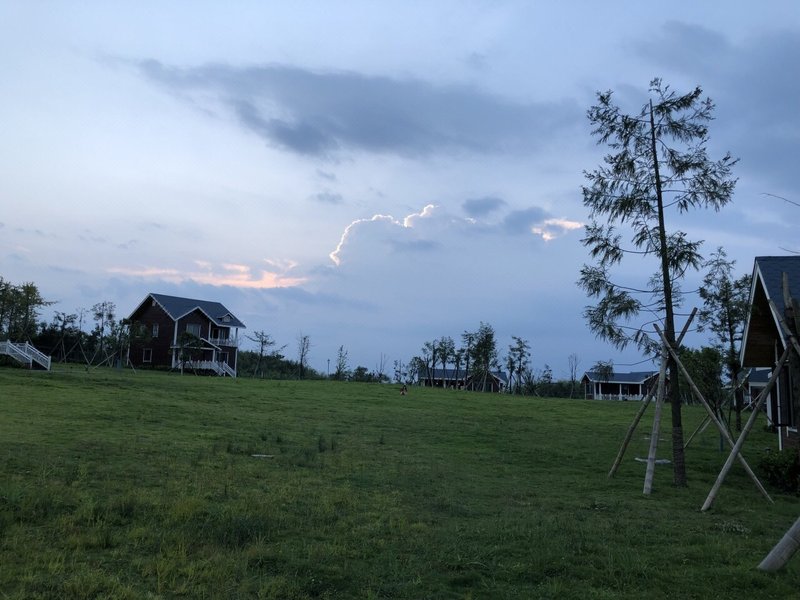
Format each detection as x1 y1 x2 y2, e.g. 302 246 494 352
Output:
136 60 580 159
107 259 306 289
311 191 344 205
463 196 507 217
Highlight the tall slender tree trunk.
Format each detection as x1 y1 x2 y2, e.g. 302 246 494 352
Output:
650 100 687 486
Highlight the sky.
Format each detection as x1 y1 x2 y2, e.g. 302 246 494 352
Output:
1 1 799 378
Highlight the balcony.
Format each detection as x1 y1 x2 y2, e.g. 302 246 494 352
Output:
207 337 239 348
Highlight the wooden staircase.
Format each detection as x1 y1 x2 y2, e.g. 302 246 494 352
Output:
0 341 51 370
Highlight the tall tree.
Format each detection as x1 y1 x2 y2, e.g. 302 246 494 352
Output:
507 336 531 395
698 248 752 430
461 330 475 389
246 330 278 378
437 336 455 387
568 353 581 398
297 333 311 379
470 322 498 392
334 345 349 381
579 79 738 486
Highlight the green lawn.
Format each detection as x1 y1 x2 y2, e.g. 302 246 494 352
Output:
0 365 798 599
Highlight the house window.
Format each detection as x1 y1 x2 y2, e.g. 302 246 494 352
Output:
186 323 201 337
143 348 152 363
152 324 159 338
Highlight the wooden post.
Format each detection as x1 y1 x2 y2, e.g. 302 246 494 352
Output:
654 324 774 505
608 358 662 478
700 346 791 511
643 350 668 495
608 309 696 480
759 515 800 571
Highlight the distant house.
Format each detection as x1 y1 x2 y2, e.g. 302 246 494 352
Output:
581 370 660 400
740 256 800 450
127 293 246 377
418 367 508 392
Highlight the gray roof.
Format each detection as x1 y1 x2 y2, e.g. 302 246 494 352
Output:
143 293 246 328
582 370 658 384
753 256 800 319
422 367 508 384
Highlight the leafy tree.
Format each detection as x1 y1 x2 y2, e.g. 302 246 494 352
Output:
437 336 455 387
579 78 738 486
421 340 437 386
461 330 475 383
92 301 116 360
334 345 350 381
507 336 531 395
0 278 52 341
469 322 498 392
698 248 752 430
679 346 723 409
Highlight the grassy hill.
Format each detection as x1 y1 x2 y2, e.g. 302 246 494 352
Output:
1 365 798 599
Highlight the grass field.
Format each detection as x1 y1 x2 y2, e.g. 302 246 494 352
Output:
1 365 798 599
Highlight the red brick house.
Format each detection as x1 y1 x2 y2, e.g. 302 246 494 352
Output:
740 256 800 450
127 293 246 377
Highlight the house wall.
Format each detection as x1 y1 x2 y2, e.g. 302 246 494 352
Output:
129 299 174 368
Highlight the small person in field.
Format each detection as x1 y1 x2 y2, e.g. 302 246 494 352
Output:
400 384 408 396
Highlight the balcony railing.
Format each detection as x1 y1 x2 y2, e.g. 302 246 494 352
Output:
207 337 239 348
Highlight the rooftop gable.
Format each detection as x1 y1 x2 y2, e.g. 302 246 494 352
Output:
131 293 246 329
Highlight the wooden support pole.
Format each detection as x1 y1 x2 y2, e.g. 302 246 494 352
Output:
608 309 697 480
758 515 800 571
643 350 669 495
683 414 712 450
608 383 656 478
654 324 774 505
700 346 791 511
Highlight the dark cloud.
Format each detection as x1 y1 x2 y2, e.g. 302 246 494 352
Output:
136 59 580 159
311 191 344 205
502 206 550 235
316 169 337 181
634 22 800 195
463 196 507 217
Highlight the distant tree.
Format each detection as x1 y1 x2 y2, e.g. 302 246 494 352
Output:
246 330 278 378
452 347 465 389
679 346 723 409
421 340 437 386
507 336 531 394
538 364 554 396
407 356 423 385
461 330 475 386
0 278 52 341
592 360 614 384
297 333 311 379
177 330 202 375
698 248 752 430
334 345 350 381
568 353 581 398
393 359 407 384
579 78 738 486
437 336 455 387
470 322 498 392
92 301 116 360
375 352 388 382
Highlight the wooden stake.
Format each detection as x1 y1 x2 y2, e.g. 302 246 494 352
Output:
654 324 774 505
700 345 790 511
643 351 668 495
608 309 696 480
759 515 800 571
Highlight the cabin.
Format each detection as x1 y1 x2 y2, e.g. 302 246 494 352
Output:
418 367 507 392
127 293 246 377
581 370 660 400
740 256 800 450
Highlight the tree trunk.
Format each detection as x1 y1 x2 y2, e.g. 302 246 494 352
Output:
649 100 686 486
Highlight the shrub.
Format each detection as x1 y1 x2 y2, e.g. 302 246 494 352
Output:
758 449 800 494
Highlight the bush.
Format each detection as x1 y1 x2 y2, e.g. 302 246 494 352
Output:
758 449 800 494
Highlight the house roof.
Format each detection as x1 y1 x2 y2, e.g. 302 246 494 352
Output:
741 256 800 367
130 293 246 329
581 371 658 384
422 367 508 384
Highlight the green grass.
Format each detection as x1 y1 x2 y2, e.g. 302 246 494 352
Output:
1 365 798 599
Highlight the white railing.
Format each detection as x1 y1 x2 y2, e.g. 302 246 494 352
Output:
0 341 51 370
207 337 239 348
23 342 51 370
186 360 236 377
